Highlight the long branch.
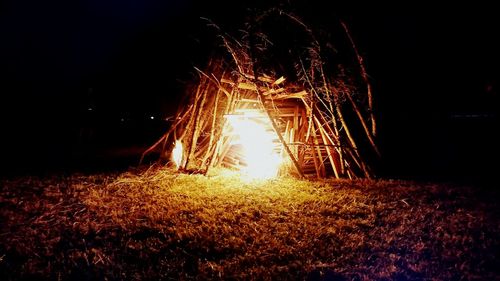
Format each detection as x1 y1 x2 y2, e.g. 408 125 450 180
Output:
340 20 376 136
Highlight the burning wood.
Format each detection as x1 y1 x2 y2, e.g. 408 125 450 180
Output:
141 10 380 179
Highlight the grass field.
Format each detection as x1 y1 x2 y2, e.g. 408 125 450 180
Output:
1 167 499 280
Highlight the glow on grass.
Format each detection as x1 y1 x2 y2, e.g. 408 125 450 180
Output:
227 112 283 179
172 140 183 168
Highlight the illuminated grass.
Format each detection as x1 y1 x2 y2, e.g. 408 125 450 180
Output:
1 168 498 280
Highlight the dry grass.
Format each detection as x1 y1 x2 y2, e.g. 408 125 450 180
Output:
1 167 499 280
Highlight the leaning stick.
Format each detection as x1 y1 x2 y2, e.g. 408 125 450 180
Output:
343 88 381 157
340 20 376 137
139 105 193 164
247 26 304 178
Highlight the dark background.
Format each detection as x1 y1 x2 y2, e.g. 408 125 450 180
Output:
1 1 498 183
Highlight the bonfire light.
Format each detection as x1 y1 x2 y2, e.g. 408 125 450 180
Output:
227 112 283 179
172 140 183 168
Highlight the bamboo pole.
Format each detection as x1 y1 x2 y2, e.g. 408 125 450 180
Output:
334 104 372 177
343 89 381 157
340 20 376 137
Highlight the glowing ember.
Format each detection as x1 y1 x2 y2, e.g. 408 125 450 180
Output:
172 140 183 168
227 112 282 179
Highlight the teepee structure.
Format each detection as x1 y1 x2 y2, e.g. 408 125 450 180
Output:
141 10 380 179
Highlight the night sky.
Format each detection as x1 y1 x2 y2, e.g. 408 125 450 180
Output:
1 1 498 181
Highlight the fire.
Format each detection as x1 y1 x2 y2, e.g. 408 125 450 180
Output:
172 140 183 168
227 112 283 179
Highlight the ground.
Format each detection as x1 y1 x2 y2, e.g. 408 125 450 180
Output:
1 167 499 280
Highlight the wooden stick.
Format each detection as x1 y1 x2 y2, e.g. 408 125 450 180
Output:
304 100 314 146
248 32 305 178
258 91 304 177
340 20 376 137
293 106 299 141
215 136 233 168
204 86 236 175
184 76 209 169
314 117 339 178
314 106 345 175
336 104 371 178
297 111 308 165
343 89 381 157
139 105 193 164
202 87 221 165
280 120 290 157
310 121 324 178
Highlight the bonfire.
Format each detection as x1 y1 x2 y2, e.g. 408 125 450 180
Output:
142 9 380 179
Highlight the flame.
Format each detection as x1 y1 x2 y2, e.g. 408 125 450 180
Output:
228 113 282 179
172 140 183 168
